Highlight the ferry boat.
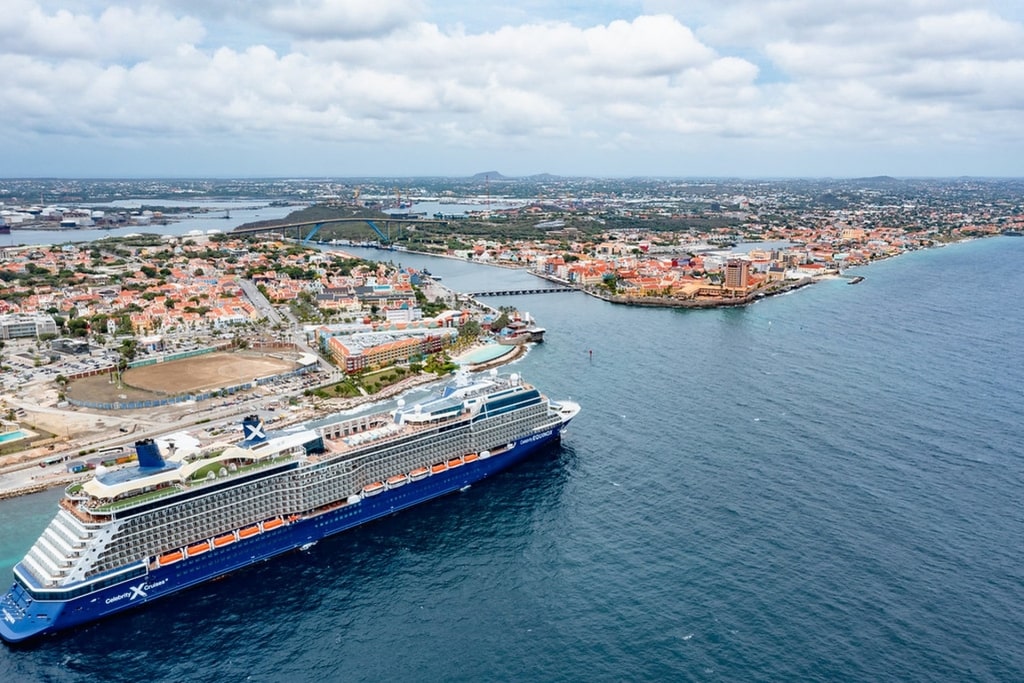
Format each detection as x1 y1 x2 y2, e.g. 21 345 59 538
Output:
0 371 579 643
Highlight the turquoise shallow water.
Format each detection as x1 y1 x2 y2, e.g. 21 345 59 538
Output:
457 342 516 365
2 238 1023 682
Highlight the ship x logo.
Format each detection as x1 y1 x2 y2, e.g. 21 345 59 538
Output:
129 583 148 600
245 424 266 440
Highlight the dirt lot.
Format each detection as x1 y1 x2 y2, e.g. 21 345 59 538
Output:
2 350 301 476
66 351 299 402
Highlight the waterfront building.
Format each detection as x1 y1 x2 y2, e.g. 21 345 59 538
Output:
326 329 457 373
724 259 750 290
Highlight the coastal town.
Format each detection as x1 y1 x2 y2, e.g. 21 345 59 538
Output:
5 176 1021 303
3 0 1022 669
1 176 1022 494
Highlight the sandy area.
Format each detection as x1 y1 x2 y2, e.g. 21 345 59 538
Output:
65 351 298 403
124 351 297 394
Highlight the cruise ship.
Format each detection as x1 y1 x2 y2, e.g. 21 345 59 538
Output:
0 371 580 643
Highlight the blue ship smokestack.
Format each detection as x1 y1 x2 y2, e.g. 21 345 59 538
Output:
242 415 267 445
135 439 165 469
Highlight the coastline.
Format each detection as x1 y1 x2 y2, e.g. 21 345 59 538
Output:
0 237 992 500
589 277 816 308
527 266 820 309
0 347 531 499
395 236 999 313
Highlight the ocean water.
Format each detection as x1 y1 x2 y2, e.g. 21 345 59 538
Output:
2 238 1023 681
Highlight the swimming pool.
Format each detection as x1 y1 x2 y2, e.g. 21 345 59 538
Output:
0 430 26 444
457 344 516 365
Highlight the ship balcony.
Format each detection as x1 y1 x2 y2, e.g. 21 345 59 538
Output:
43 529 74 556
36 538 72 568
54 510 88 535
36 547 70 573
51 515 82 543
23 555 59 585
60 498 109 525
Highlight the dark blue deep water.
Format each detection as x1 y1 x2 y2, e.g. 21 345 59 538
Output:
2 237 1022 682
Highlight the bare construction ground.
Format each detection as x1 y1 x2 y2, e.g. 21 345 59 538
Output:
125 351 297 394
66 351 299 403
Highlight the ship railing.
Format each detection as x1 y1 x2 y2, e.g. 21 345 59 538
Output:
20 555 53 586
54 507 91 535
50 516 91 553
85 484 186 514
48 517 76 546
62 500 112 525
43 528 75 556
36 537 71 568
192 453 295 483
331 422 414 450
317 411 394 440
65 481 89 501
60 497 102 525
29 548 62 577
86 451 282 513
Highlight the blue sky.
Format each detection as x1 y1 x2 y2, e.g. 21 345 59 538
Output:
3 1 1024 178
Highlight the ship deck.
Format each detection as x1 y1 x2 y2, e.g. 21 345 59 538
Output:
59 377 540 522
309 406 474 463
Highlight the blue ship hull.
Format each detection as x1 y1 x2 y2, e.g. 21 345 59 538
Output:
1 425 563 643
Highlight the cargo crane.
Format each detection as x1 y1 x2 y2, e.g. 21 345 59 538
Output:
393 187 413 210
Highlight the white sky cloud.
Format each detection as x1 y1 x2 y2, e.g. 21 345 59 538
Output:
262 0 424 39
2 0 1023 177
0 1 204 60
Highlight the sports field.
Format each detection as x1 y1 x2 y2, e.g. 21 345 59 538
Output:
65 351 298 403
124 351 297 394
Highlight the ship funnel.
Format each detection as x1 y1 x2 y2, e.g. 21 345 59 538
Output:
242 415 267 445
135 439 165 470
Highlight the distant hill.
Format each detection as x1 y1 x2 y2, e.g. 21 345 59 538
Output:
850 175 900 184
469 171 565 181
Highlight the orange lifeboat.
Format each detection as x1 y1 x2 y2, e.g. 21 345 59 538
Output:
187 540 211 557
262 517 284 531
409 467 429 481
463 453 479 464
159 550 184 566
213 533 235 548
431 463 447 475
386 474 409 488
362 481 385 496
238 525 260 539
448 457 464 468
